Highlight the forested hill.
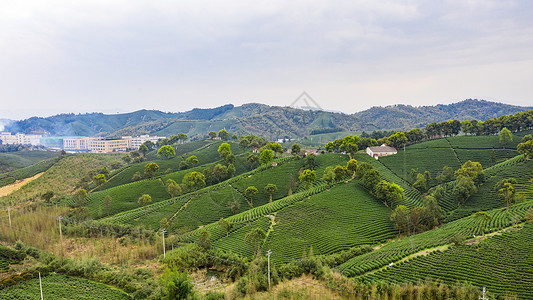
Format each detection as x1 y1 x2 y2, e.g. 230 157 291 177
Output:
6 99 531 139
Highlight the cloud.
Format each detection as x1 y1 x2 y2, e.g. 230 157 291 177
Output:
0 0 532 119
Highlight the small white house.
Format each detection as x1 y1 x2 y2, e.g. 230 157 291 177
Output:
366 144 397 159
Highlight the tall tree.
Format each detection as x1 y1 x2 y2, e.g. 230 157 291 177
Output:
472 211 492 237
157 145 176 159
391 205 410 235
245 227 266 255
362 169 381 192
518 140 533 159
291 144 301 157
138 194 152 215
259 149 274 166
436 166 454 184
166 179 182 204
346 159 358 177
322 167 335 189
218 218 233 237
499 127 513 149
245 186 258 207
497 182 516 210
93 174 107 186
247 154 259 170
299 169 316 189
74 189 87 207
208 131 217 140
218 129 229 141
182 171 206 193
144 162 159 178
264 184 278 203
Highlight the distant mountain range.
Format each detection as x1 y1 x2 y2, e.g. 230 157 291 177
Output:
5 99 532 140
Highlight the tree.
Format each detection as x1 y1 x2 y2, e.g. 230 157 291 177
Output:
122 154 132 164
436 166 454 184
160 217 169 229
132 171 142 181
41 191 54 202
346 159 358 177
259 149 274 166
409 207 423 234
138 144 149 156
231 134 238 141
144 162 159 178
218 142 232 161
322 167 335 189
182 172 206 193
472 211 492 237
160 268 195 300
304 153 316 170
218 218 233 237
166 179 182 204
518 140 533 159
178 133 188 143
391 205 409 235
499 127 513 149
138 194 152 215
374 180 404 208
245 227 266 255
245 186 258 207
522 134 532 142
93 174 107 186
421 195 444 230
299 169 316 189
197 229 211 250
239 137 250 151
185 155 199 167
413 173 428 193
291 144 301 157
454 176 477 204
264 184 278 203
157 145 176 159
362 169 381 192
104 195 112 217
387 132 408 149
218 129 229 141
74 189 87 207
455 160 483 181
212 164 229 183
247 154 259 170
208 131 217 140
497 182 516 210
355 162 373 179
333 165 349 182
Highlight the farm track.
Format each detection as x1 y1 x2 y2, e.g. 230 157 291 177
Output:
444 138 463 164
0 172 44 197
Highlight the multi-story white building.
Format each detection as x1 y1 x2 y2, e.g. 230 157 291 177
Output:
0 132 42 145
63 137 132 153
126 135 166 149
63 137 91 151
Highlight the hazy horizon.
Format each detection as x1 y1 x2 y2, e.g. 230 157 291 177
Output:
2 1 532 120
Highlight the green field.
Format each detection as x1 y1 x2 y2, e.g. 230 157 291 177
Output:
0 151 60 174
337 200 533 277
263 183 396 264
361 223 533 299
0 274 130 299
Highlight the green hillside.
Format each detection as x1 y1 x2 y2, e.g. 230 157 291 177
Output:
361 223 533 299
0 151 60 173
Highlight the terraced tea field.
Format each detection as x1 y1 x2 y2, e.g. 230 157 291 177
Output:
0 274 130 299
361 223 533 299
337 200 533 277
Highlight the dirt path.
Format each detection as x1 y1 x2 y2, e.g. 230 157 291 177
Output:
0 173 43 197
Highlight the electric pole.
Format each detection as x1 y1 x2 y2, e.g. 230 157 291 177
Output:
479 287 488 300
58 216 63 256
266 249 272 289
161 229 166 258
8 207 11 226
39 272 43 300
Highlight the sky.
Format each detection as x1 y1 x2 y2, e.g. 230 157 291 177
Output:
1 0 532 120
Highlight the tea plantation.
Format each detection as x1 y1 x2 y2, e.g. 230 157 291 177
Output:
0 274 131 299
360 223 533 299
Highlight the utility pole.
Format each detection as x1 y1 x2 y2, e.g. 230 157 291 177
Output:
39 272 43 300
7 207 11 226
58 216 63 256
161 229 166 258
479 287 488 300
266 249 272 289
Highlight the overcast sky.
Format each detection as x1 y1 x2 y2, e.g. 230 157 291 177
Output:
1 0 532 120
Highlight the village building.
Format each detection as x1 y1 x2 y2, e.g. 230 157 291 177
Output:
366 144 397 159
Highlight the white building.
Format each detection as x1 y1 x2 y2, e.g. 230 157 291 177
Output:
126 135 166 149
0 132 42 145
366 144 398 159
